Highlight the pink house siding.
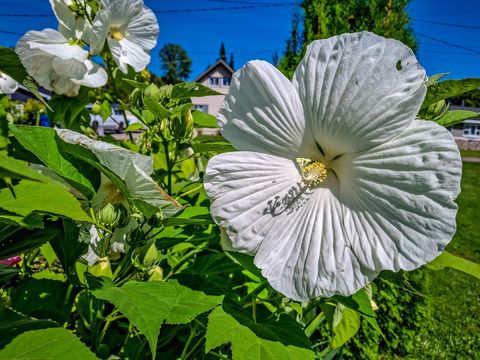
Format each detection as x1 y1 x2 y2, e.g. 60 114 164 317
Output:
191 59 234 116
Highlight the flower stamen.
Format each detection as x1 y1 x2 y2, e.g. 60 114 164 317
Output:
296 158 328 186
110 28 125 41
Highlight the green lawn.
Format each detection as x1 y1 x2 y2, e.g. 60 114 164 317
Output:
411 162 480 358
460 150 480 158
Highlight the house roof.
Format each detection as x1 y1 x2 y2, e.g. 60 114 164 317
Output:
194 59 234 83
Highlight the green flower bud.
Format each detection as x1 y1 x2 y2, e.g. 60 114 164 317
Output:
144 83 161 102
181 109 194 138
88 257 113 278
148 266 163 281
97 203 120 226
132 243 159 270
91 102 102 115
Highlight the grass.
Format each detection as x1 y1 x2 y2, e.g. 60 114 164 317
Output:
460 150 480 158
410 162 480 358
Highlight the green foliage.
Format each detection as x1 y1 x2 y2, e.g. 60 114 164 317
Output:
0 328 97 359
279 0 417 77
87 275 222 358
0 47 48 107
206 306 315 360
159 43 192 84
426 251 480 280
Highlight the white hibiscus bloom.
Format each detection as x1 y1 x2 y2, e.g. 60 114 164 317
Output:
15 29 107 97
91 0 159 73
0 72 18 94
49 0 93 43
204 32 462 301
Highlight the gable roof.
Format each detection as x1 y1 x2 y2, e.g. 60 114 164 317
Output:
194 59 235 83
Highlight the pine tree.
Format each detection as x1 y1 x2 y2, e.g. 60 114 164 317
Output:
228 52 235 70
279 0 417 78
219 42 227 62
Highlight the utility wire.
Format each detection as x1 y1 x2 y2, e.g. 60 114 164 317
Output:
417 33 480 56
0 29 23 36
0 2 297 17
415 18 480 31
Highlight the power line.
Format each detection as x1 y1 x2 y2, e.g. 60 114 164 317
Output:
0 3 297 17
417 33 480 56
0 29 23 36
415 18 480 31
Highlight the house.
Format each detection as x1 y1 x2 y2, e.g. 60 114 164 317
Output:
191 59 234 116
448 105 480 150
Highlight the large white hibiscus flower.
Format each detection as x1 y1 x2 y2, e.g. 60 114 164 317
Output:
91 0 159 73
0 72 18 94
204 32 462 301
16 29 107 97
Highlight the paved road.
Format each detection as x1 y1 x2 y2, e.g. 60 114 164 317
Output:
462 157 480 163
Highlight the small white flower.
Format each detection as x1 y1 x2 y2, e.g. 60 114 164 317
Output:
0 72 18 94
91 0 159 73
49 0 93 43
204 32 462 301
15 29 107 96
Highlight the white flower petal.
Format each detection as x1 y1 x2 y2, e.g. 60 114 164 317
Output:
219 61 317 159
52 57 87 80
254 185 376 300
0 73 18 94
77 60 108 88
50 75 81 96
125 5 158 51
108 38 150 73
334 120 461 273
293 31 426 158
50 0 76 37
205 151 303 254
90 9 110 54
21 29 87 61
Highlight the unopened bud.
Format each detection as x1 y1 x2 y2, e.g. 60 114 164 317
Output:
144 83 161 102
91 102 102 115
132 243 159 270
148 266 163 281
88 257 113 278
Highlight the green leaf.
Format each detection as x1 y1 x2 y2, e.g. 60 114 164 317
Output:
171 82 221 98
0 46 49 108
332 289 381 334
87 276 222 358
0 307 58 348
426 73 448 87
0 180 91 223
192 110 218 128
124 122 144 132
0 328 98 359
98 100 112 122
205 306 315 360
422 78 480 109
49 219 87 285
426 251 480 280
0 223 61 259
144 98 172 120
11 278 75 324
331 306 361 349
192 135 235 153
0 155 49 183
434 110 480 127
0 211 43 229
47 88 91 131
225 251 265 281
162 207 213 226
9 125 99 199
222 299 312 349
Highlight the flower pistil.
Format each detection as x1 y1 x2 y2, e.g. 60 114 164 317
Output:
296 157 328 186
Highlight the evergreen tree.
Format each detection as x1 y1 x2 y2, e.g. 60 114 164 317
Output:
228 52 235 69
159 43 192 84
279 0 417 78
219 42 227 62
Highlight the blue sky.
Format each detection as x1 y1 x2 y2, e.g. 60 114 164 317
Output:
0 0 479 80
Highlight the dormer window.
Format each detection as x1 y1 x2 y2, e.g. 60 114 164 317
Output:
209 77 220 86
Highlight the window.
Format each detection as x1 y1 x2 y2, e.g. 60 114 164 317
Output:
223 77 231 86
193 104 209 113
209 77 220 86
463 124 480 137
